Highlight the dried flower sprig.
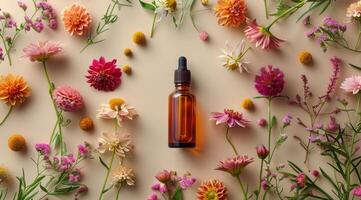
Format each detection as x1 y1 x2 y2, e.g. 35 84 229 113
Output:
80 0 131 53
147 170 196 200
0 0 58 65
282 87 361 199
11 143 91 200
96 98 138 200
290 56 342 163
307 17 361 53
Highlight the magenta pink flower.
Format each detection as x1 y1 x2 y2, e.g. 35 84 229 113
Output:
215 155 254 176
340 76 361 95
244 20 284 50
53 85 84 112
322 57 341 100
311 170 320 178
296 173 306 188
86 56 122 91
23 41 62 62
210 109 250 128
353 185 361 197
254 65 285 97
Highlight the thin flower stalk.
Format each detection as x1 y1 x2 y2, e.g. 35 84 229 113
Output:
81 0 131 52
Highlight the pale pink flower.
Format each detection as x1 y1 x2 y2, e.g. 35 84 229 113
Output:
23 41 62 62
199 31 209 41
210 109 250 128
244 20 283 50
340 76 361 95
97 132 133 157
215 155 254 176
96 103 138 126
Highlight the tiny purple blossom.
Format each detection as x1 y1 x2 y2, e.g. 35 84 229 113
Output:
159 184 168 194
179 175 196 189
35 143 51 158
151 182 160 191
147 193 158 200
17 1 27 11
282 114 292 126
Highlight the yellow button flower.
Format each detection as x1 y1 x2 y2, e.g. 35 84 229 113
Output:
8 134 26 151
241 98 254 110
299 51 313 65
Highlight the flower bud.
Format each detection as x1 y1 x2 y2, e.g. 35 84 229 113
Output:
256 145 269 160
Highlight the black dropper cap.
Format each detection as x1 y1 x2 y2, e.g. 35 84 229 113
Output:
174 56 191 84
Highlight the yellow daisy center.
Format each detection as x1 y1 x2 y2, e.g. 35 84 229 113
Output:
109 98 125 110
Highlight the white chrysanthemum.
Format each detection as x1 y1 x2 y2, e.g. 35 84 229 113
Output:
219 40 250 73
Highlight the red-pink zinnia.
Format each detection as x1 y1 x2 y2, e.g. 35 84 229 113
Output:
23 41 63 62
254 65 285 97
215 155 254 176
210 109 250 128
86 56 122 92
53 85 84 112
244 20 284 50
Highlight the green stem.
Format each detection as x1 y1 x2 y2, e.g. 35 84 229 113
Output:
256 160 264 200
266 0 307 30
263 0 268 19
116 186 121 200
42 61 65 154
98 150 116 200
266 98 272 165
334 40 361 53
150 13 157 38
225 126 238 156
0 106 13 127
236 176 248 200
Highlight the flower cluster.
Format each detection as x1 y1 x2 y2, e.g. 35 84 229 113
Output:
306 17 354 52
147 170 196 200
0 0 58 65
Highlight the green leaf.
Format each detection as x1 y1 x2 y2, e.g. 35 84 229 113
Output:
40 185 48 193
350 63 361 71
99 157 110 170
139 0 155 11
172 188 183 200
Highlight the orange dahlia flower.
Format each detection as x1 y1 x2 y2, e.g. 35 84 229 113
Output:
62 4 92 36
0 74 30 106
197 179 228 200
215 0 247 27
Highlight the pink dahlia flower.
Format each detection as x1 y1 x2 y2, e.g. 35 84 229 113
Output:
340 76 361 95
23 41 63 62
86 56 122 91
215 155 254 176
254 65 285 97
353 185 361 197
244 20 284 50
210 109 250 128
53 85 84 112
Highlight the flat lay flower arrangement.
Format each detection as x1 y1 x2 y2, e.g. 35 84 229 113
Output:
0 0 361 200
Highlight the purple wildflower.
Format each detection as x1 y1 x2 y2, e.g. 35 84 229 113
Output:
282 114 292 126
306 27 318 37
69 168 81 183
261 179 268 190
151 182 161 191
159 184 168 194
77 143 91 158
326 116 339 132
17 1 27 11
35 143 51 159
32 19 44 32
179 175 196 189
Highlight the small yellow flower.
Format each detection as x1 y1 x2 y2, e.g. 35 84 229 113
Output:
122 65 132 75
109 98 125 110
0 166 9 185
132 32 146 46
201 0 208 6
299 51 313 65
241 98 254 111
79 116 94 131
165 0 177 11
8 134 26 152
123 48 133 57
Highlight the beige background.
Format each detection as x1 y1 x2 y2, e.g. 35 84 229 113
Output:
0 0 360 199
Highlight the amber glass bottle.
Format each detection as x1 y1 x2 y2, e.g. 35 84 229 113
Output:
168 57 196 148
